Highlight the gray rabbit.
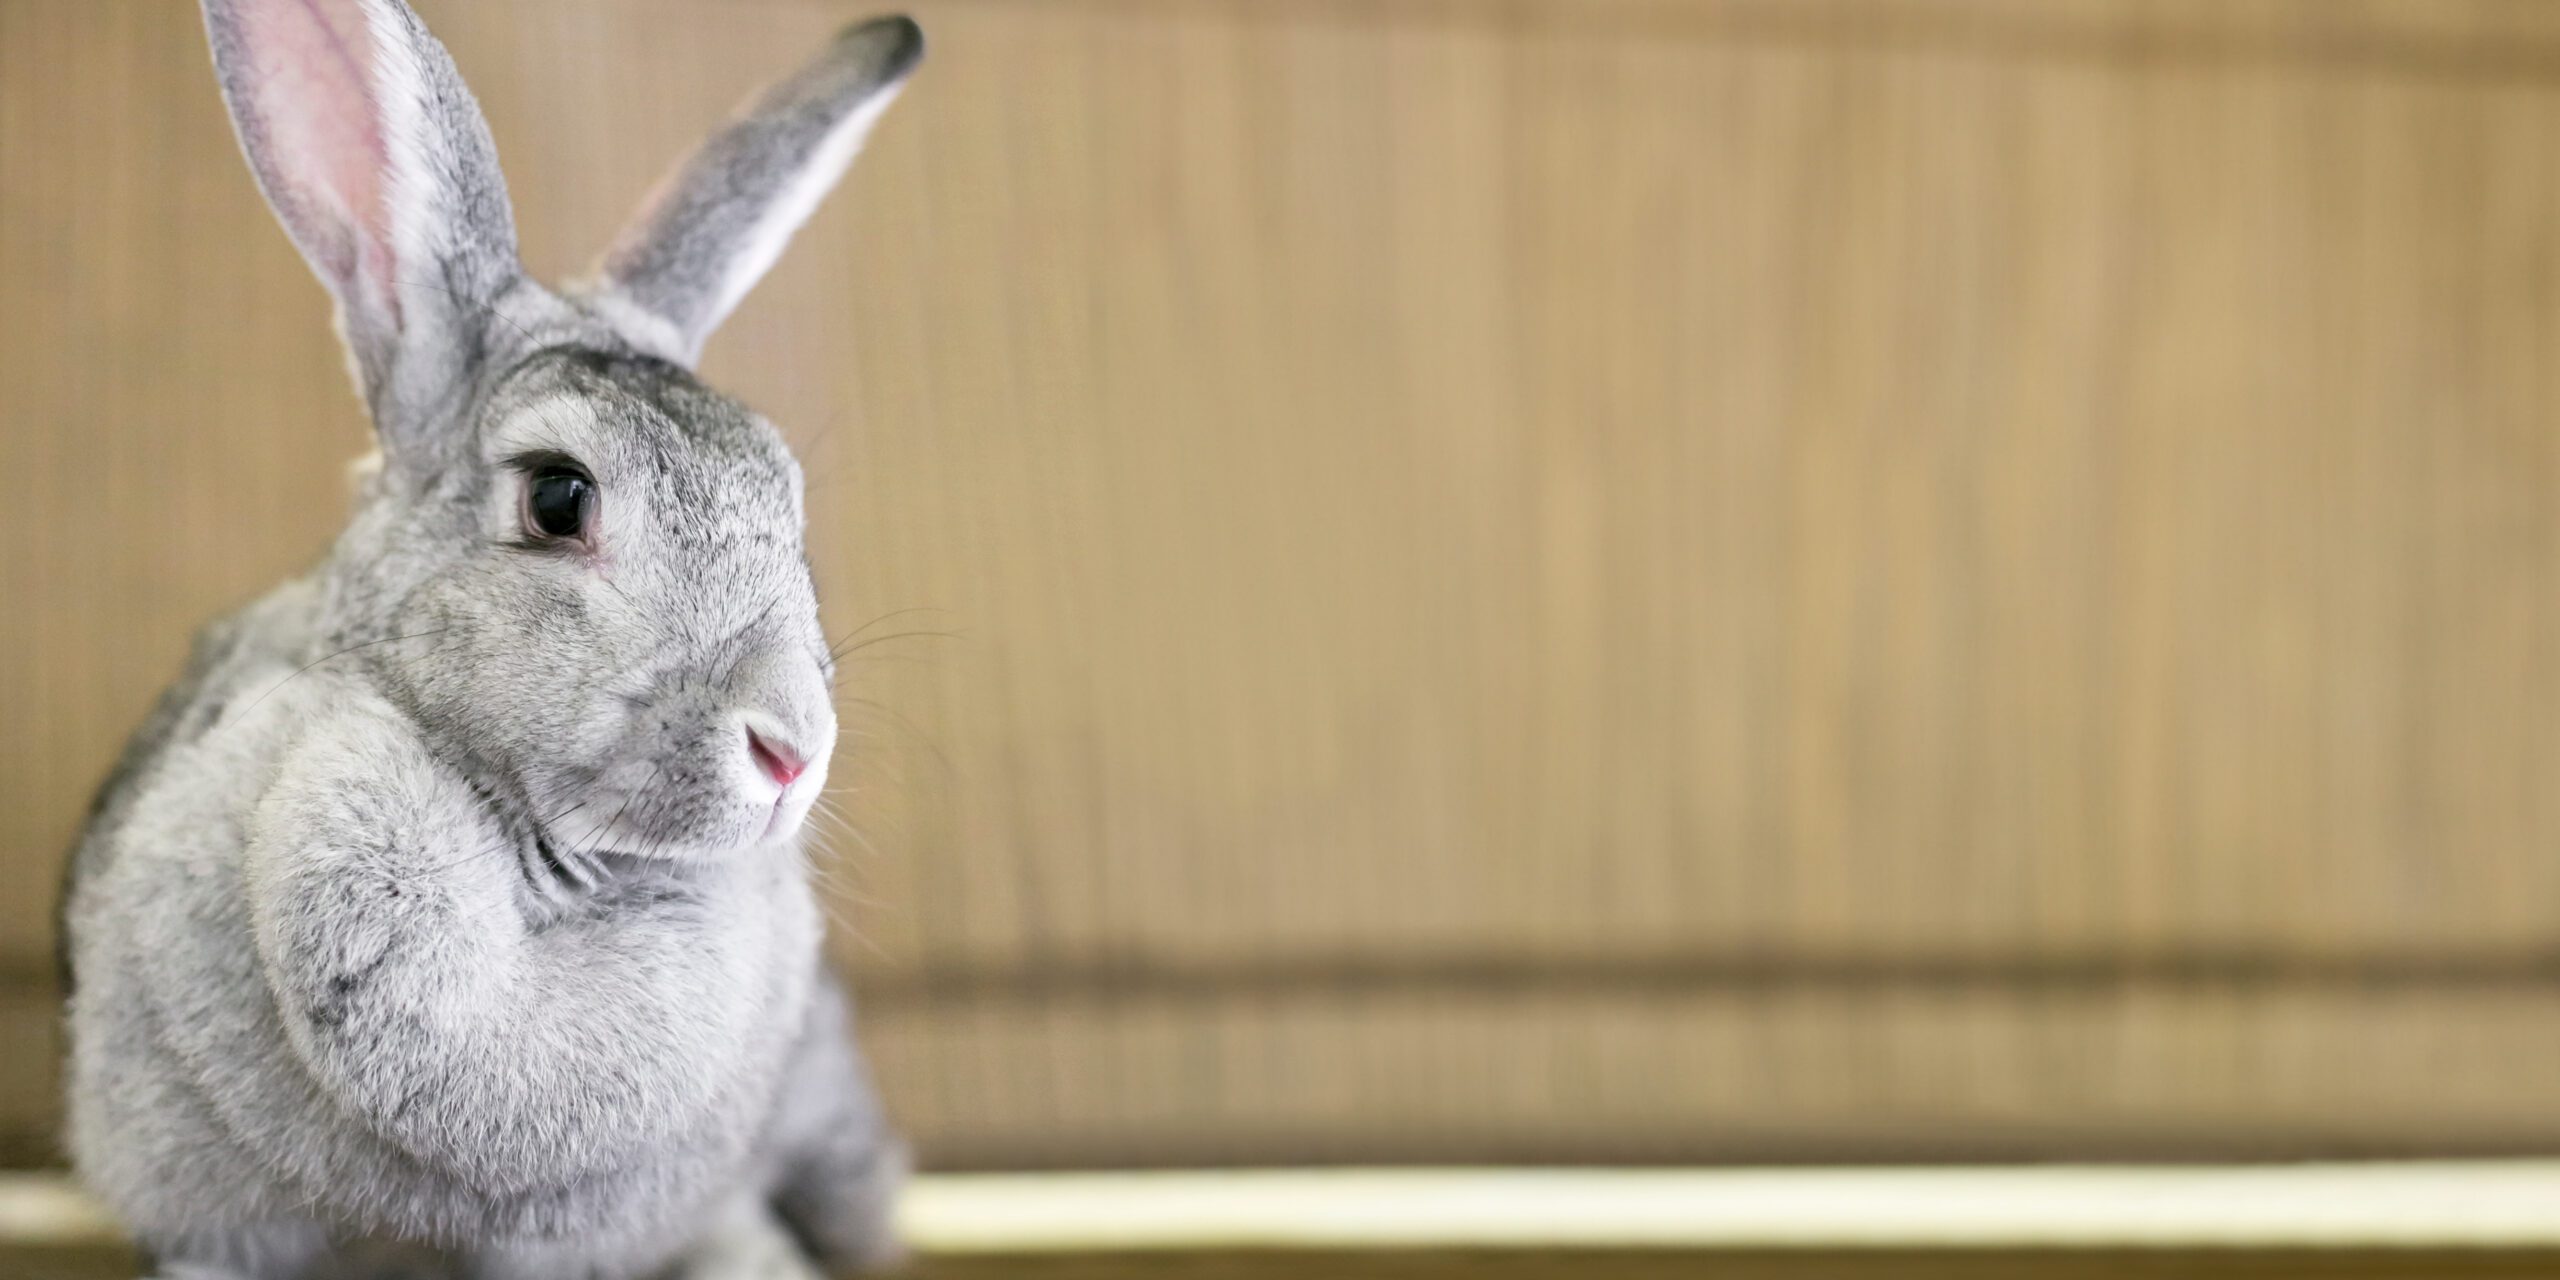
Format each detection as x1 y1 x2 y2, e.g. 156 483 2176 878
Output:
55 2 923 1276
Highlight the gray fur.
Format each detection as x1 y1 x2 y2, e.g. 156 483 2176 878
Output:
589 17 922 366
61 4 920 1277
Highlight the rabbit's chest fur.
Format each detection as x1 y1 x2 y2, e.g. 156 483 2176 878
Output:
63 584 825 1264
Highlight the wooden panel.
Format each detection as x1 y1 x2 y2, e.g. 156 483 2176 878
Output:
863 984 2560 1166
4 0 2560 1164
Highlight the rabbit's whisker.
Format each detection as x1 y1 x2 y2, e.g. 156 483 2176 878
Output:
582 761 664 860
828 628 964 663
824 606 951 656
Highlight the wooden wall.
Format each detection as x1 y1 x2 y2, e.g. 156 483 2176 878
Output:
5 0 2560 1167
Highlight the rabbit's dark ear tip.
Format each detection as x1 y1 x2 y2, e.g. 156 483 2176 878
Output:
839 14 925 83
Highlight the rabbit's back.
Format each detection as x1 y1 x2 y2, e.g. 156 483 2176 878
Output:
59 576 322 958
61 576 345 1227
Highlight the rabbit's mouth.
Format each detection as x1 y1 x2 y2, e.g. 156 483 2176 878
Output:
530 758 807 865
511 684 831 863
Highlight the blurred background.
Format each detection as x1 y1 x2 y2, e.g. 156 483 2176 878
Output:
4 0 2559 1177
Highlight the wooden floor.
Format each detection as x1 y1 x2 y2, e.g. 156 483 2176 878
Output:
23 1164 2560 1276
20 1248 2560 1280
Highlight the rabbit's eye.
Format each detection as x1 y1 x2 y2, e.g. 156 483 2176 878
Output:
525 467 595 541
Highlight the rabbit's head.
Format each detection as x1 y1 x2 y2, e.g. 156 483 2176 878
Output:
202 0 920 859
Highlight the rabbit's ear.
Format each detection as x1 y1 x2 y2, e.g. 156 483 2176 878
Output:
586 16 922 367
202 0 521 453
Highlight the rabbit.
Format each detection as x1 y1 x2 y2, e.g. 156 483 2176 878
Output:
54 1 924 1276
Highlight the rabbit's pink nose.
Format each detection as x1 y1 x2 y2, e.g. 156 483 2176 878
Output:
745 726 807 787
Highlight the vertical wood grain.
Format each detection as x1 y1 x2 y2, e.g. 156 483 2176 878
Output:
4 0 2560 1163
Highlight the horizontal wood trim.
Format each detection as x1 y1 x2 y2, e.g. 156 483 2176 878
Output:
308 0 2560 79
27 941 2560 1008
906 0 2560 81
836 947 2560 1008
24 972 2560 1170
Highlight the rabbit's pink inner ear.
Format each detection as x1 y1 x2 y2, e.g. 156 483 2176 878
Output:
227 0 401 321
